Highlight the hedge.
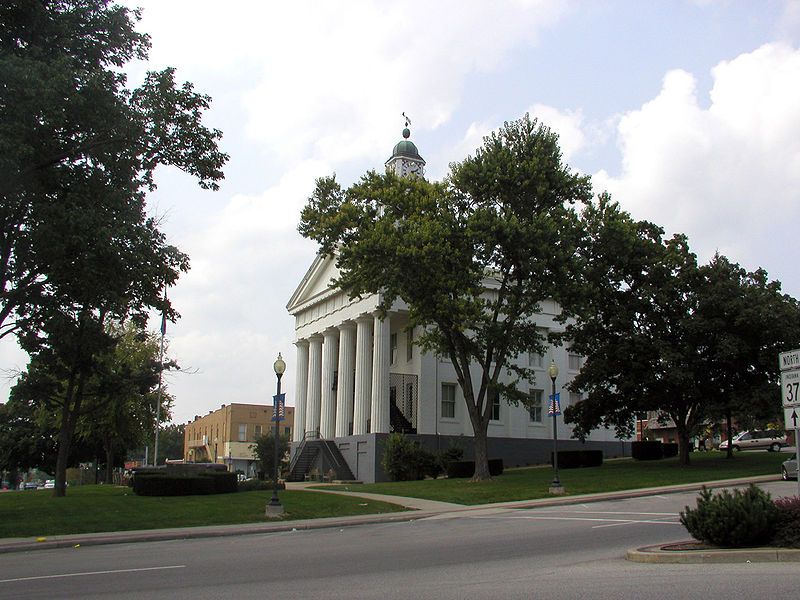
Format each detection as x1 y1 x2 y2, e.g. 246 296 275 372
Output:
132 471 238 496
631 441 664 460
551 450 603 469
446 459 503 478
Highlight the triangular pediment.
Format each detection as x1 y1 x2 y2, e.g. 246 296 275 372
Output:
287 253 341 314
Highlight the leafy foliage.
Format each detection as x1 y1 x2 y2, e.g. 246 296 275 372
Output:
301 114 591 479
680 485 777 547
252 432 290 481
772 496 800 548
381 433 439 481
0 1 227 495
562 203 800 464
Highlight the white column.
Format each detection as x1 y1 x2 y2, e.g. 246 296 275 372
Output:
305 335 323 436
335 322 356 437
370 312 391 433
293 340 309 442
319 329 339 439
352 316 373 435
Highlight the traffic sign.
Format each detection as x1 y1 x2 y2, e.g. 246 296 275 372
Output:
785 406 799 430
779 349 800 371
783 370 800 407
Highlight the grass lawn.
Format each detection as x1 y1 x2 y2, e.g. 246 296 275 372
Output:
0 485 407 539
322 451 790 505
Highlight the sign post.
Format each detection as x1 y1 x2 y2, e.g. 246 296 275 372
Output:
780 350 800 497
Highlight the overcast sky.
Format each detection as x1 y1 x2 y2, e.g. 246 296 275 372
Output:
3 0 800 425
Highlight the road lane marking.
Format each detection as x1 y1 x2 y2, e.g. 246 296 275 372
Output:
0 565 186 584
470 515 681 526
540 510 677 516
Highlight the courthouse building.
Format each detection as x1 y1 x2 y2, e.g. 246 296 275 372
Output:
287 126 628 483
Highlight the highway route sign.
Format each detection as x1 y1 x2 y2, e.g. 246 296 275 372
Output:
783 369 800 407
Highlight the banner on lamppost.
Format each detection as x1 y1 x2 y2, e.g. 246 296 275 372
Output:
272 393 285 422
548 393 561 416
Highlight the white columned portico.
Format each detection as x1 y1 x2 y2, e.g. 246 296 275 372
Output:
335 322 356 437
319 329 339 439
305 335 323 436
370 312 391 433
293 340 310 442
352 316 373 434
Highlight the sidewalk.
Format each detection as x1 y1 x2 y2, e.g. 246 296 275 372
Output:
0 474 790 559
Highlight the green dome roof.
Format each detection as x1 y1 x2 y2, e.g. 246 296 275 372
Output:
391 139 422 160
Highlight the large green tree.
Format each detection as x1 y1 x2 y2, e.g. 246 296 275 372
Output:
0 1 227 495
561 202 800 464
300 114 591 480
0 0 227 339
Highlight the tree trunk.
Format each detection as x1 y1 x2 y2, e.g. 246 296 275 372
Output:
472 429 491 481
103 447 114 485
675 422 692 466
725 407 734 459
53 425 72 497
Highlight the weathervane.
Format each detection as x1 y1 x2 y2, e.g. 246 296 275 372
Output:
402 112 411 128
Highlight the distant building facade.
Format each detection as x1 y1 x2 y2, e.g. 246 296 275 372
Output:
183 403 295 477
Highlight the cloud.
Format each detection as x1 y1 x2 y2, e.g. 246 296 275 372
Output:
593 42 800 295
132 0 570 170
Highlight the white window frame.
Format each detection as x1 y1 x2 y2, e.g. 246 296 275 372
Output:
441 383 456 419
528 389 543 423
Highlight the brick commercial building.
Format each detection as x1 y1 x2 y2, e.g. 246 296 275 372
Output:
183 403 295 478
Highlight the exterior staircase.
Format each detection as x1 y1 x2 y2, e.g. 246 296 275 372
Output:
390 401 416 434
286 435 355 482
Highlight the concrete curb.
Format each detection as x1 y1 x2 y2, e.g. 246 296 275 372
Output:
627 543 800 564
0 474 784 555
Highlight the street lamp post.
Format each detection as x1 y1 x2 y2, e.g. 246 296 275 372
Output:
548 360 565 495
266 353 286 517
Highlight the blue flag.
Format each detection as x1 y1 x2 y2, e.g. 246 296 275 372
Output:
548 393 561 416
272 393 285 422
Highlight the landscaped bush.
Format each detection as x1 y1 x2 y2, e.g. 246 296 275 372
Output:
445 459 503 478
238 479 283 492
772 496 800 548
631 441 663 460
552 450 603 469
680 485 778 547
662 443 679 458
132 471 238 496
382 433 439 481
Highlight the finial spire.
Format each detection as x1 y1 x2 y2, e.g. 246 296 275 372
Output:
401 112 411 139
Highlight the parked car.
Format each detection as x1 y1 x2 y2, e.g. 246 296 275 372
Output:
782 455 798 480
718 430 788 452
43 480 55 489
22 482 39 490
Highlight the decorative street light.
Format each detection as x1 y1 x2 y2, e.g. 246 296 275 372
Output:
266 352 286 517
548 360 565 494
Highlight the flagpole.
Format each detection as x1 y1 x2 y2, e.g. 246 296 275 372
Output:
153 309 166 466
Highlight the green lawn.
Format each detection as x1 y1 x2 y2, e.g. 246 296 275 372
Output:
0 486 407 539
321 451 790 505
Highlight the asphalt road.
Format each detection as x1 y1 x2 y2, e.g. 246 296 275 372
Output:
1 481 799 600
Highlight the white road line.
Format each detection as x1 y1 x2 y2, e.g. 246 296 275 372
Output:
540 510 678 517
592 519 680 529
0 565 186 584
470 515 680 526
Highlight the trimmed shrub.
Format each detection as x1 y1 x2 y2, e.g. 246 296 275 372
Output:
680 485 778 547
445 459 503 478
772 496 800 548
631 441 663 460
381 433 439 481
552 450 603 469
238 479 283 492
662 443 679 458
132 471 238 496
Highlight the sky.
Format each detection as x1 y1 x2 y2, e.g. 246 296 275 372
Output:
3 0 800 425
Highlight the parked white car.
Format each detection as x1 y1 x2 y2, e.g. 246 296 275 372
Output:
718 430 788 452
